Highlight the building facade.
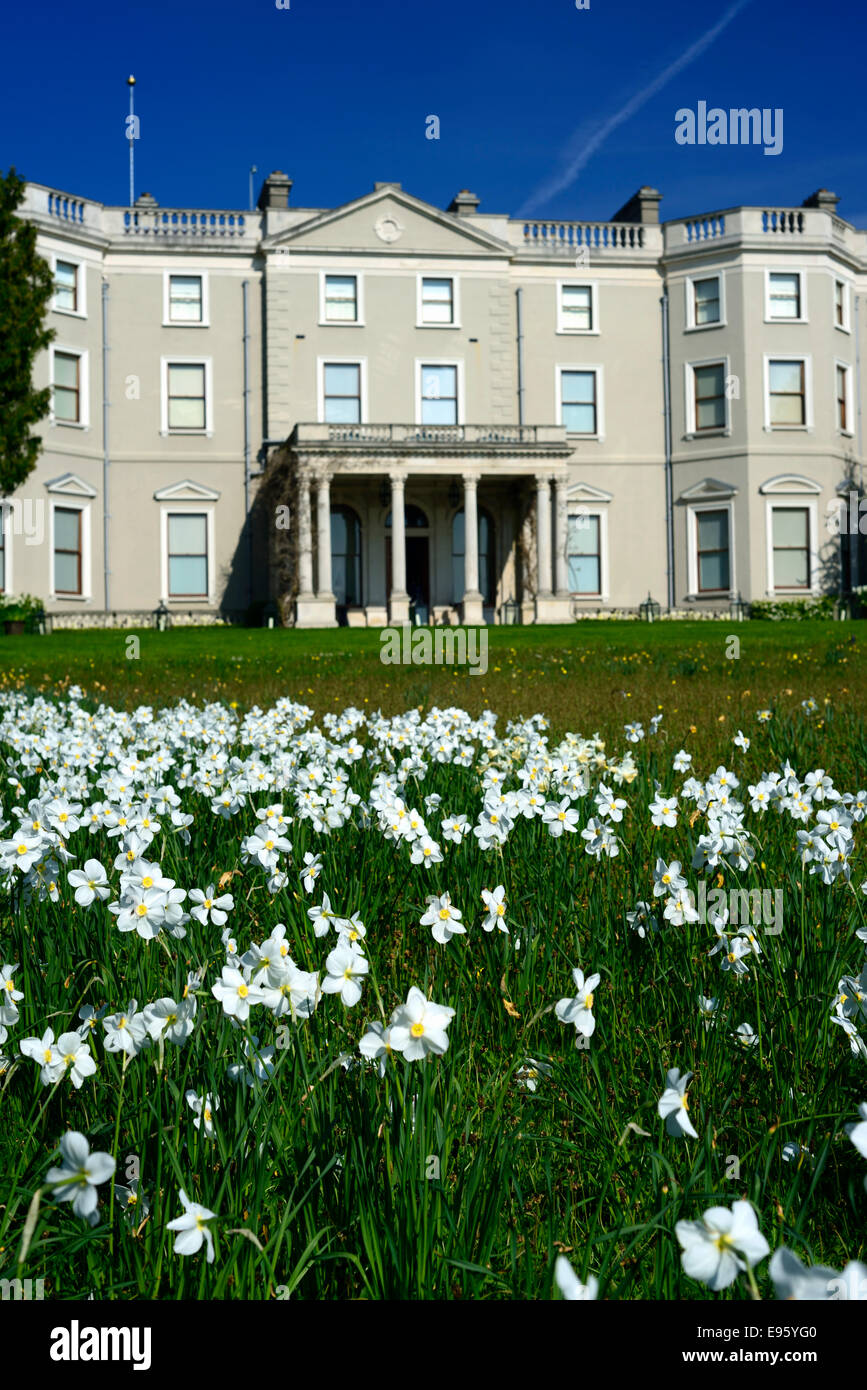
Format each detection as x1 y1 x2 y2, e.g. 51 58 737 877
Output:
4 174 866 627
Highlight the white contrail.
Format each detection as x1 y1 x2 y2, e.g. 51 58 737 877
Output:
517 0 754 216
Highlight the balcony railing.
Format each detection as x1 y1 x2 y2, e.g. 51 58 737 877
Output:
118 208 254 239
519 220 647 252
289 422 570 450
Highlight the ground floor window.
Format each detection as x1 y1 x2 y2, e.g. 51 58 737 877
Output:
53 506 82 595
567 512 601 594
168 513 208 598
695 507 730 592
771 506 810 590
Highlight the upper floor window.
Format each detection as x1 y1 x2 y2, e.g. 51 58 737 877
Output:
419 277 455 326
324 275 358 323
767 359 806 427
834 279 849 331
323 362 362 424
52 349 85 425
693 277 720 326
54 260 79 313
166 362 207 430
558 284 595 333
559 369 598 434
420 364 458 424
168 275 204 323
690 362 726 433
767 271 803 320
836 362 852 433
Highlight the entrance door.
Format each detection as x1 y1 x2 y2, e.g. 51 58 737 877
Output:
386 535 430 622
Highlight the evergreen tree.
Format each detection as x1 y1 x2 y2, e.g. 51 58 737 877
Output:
0 167 55 494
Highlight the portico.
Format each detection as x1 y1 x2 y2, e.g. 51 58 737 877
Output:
284 423 574 627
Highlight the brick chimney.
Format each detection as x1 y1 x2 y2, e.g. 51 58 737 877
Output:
447 189 481 216
257 171 293 210
611 186 662 224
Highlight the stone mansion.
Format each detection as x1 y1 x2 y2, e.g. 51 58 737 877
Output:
4 172 867 626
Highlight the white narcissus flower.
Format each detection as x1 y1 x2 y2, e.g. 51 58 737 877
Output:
46 1130 116 1226
211 967 263 1022
0 962 23 1026
845 1101 867 1158
555 968 599 1039
103 1001 148 1056
186 1089 220 1137
389 986 455 1061
55 1031 98 1089
481 885 509 934
420 892 465 946
188 885 234 926
67 859 110 906
770 1246 867 1301
358 1019 393 1077
657 1067 698 1139
554 1255 598 1301
19 1027 62 1084
676 1200 770 1291
166 1189 217 1263
321 942 369 1008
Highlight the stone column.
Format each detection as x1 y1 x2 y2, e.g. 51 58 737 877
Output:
295 468 336 627
316 473 335 600
554 476 570 596
297 472 314 597
389 474 410 624
535 475 552 597
461 474 484 624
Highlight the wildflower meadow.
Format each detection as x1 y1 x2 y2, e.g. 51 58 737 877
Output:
0 635 866 1306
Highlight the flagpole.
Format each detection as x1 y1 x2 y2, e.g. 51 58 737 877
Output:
128 75 136 207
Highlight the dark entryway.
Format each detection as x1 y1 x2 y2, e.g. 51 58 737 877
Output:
386 535 430 622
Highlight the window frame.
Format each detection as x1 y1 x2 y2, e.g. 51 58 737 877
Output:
160 505 216 604
51 253 87 318
319 272 364 326
451 505 496 605
566 505 609 600
160 356 214 436
556 364 604 440
49 499 91 601
835 360 853 436
765 268 808 323
556 281 599 335
416 275 460 329
687 501 734 597
834 278 850 333
766 500 816 595
318 358 368 425
0 501 10 595
49 344 90 429
162 271 210 327
685 356 730 437
414 359 464 427
330 504 363 608
685 272 725 331
763 355 813 431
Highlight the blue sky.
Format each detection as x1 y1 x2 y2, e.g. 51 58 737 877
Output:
3 0 865 224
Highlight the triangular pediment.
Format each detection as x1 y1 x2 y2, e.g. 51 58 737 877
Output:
45 472 98 498
265 186 511 258
154 480 220 502
567 481 613 503
678 476 737 502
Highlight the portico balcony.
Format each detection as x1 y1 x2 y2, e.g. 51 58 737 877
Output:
287 421 571 459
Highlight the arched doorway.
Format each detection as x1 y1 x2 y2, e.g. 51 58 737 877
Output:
385 504 430 622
